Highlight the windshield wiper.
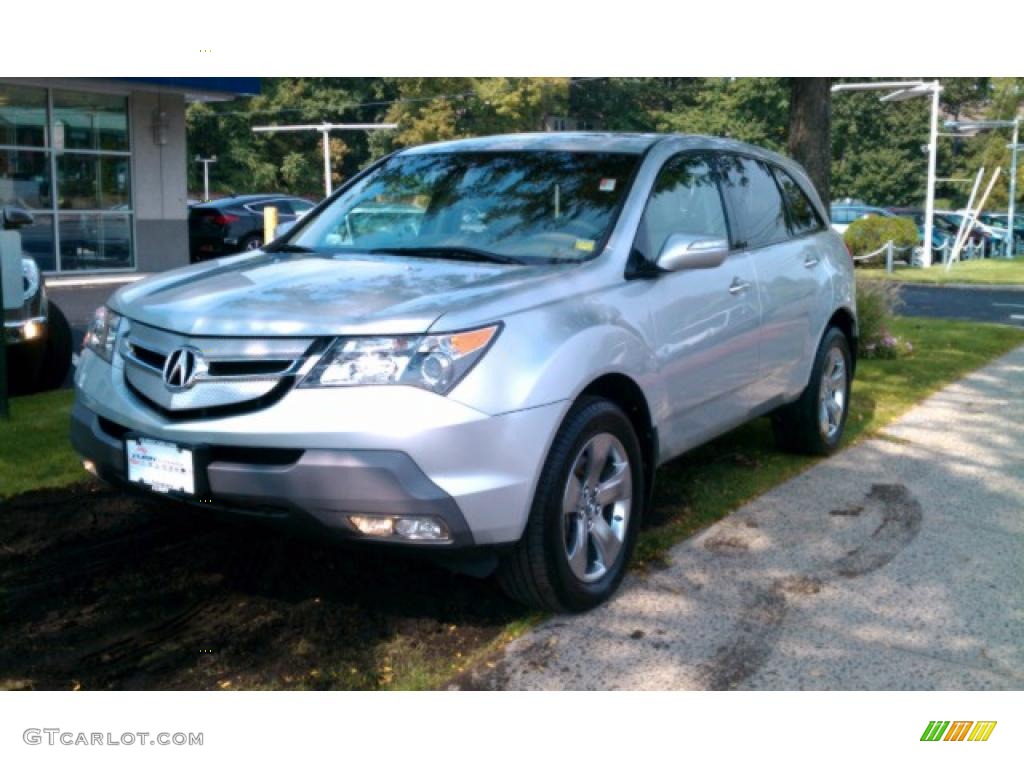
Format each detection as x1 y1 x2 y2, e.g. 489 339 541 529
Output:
367 246 527 266
266 243 317 254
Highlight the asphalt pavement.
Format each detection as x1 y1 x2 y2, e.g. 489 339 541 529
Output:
896 284 1024 327
455 344 1024 690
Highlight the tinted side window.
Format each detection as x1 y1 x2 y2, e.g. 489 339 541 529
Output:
773 167 823 235
718 155 789 249
633 153 727 261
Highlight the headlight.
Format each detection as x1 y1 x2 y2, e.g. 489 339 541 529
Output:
84 306 122 363
21 257 39 300
299 324 500 394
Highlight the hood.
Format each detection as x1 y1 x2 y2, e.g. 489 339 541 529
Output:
109 251 574 337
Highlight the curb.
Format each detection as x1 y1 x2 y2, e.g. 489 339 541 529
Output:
45 274 150 289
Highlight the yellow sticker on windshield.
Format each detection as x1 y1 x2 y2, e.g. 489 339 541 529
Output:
575 239 596 252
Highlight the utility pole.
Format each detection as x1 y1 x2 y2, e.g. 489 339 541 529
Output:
194 155 217 201
251 123 397 197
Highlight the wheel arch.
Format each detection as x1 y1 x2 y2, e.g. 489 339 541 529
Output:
577 372 658 506
826 305 858 375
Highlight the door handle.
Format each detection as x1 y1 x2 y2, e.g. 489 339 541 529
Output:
803 255 820 268
728 277 752 295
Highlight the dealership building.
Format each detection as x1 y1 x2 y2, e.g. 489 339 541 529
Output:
0 78 258 275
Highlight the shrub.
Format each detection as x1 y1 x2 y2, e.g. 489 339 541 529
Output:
855 276 912 359
844 215 919 266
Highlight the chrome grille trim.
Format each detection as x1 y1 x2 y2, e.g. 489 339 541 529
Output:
120 321 322 414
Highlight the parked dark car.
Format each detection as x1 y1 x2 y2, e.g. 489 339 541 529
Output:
188 195 316 262
888 207 990 255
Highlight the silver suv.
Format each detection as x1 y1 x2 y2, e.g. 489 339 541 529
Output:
72 133 856 612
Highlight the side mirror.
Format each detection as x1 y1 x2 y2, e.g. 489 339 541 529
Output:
656 233 730 272
274 220 296 239
2 206 34 230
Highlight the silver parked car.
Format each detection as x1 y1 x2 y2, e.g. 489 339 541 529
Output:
72 133 856 612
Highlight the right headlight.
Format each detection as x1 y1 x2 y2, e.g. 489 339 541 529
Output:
21 257 40 300
299 324 500 395
84 306 122 363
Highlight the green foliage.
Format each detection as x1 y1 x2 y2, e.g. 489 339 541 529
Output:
183 77 1021 210
843 215 919 262
854 278 912 359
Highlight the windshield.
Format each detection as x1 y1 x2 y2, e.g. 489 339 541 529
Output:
289 150 639 263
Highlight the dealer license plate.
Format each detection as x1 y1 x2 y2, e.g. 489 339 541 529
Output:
126 437 195 495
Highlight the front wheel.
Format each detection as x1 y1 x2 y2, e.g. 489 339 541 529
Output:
771 327 852 456
497 397 644 612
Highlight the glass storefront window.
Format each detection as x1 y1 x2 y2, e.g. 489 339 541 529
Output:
19 214 56 272
0 84 48 147
0 148 52 209
0 83 134 271
58 212 133 271
57 153 130 210
53 90 129 152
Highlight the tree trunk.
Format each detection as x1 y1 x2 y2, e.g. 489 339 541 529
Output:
788 78 831 208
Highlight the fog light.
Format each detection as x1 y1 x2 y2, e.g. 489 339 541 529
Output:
22 320 41 341
348 515 394 537
395 517 449 541
82 460 98 477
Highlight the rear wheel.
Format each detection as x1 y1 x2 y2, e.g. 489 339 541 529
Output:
497 397 644 612
771 327 852 456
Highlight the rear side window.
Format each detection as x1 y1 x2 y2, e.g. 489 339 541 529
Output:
773 167 823 236
633 153 728 261
718 154 789 249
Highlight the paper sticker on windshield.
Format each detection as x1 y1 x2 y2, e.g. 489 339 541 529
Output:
575 239 596 252
599 178 617 192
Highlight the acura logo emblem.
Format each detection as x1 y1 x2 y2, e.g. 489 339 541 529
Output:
163 347 205 390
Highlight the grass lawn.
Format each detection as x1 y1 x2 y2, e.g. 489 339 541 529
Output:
0 388 82 498
859 256 1024 286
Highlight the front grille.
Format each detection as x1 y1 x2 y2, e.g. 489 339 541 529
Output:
130 344 166 370
120 321 322 419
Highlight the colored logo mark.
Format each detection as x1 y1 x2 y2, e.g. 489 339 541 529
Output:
921 721 997 742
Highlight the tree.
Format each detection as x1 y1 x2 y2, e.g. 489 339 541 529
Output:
788 78 831 207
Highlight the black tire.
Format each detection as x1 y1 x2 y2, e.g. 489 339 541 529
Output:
5 340 45 396
497 396 645 612
771 327 852 456
37 301 72 391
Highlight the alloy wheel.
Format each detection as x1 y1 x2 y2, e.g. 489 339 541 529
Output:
561 432 633 583
818 346 847 440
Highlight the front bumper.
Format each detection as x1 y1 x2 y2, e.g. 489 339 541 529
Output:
72 350 566 547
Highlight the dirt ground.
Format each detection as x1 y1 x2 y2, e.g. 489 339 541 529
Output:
0 482 526 690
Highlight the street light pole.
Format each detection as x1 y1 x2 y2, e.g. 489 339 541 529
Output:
252 123 398 198
1008 123 1019 258
832 80 943 267
194 155 217 202
923 82 941 269
943 117 1021 259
